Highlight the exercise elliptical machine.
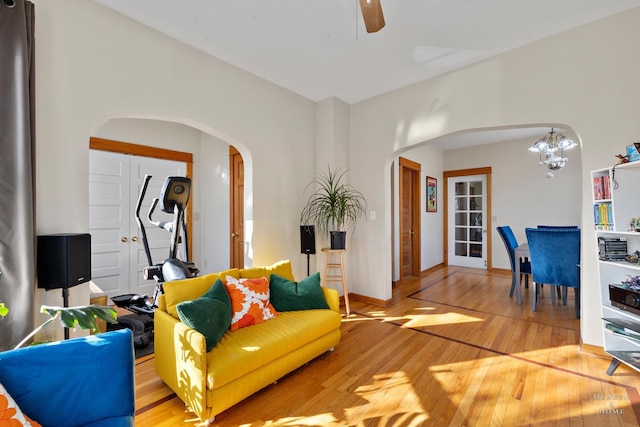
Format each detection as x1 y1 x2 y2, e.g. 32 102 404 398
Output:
137 174 199 298
110 174 199 346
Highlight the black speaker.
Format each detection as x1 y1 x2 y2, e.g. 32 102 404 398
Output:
300 225 316 255
37 233 91 290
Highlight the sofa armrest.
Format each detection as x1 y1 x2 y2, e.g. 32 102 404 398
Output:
0 329 135 427
323 287 340 313
154 307 209 421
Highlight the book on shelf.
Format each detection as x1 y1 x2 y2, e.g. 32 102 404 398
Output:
603 175 611 199
593 176 603 200
605 322 640 342
593 175 612 200
604 317 640 333
593 202 613 228
608 350 640 369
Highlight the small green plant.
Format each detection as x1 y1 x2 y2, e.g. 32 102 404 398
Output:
0 271 118 349
15 304 118 349
0 303 8 318
0 272 7 318
300 166 367 235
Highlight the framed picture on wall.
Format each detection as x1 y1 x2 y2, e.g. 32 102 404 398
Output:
427 176 437 212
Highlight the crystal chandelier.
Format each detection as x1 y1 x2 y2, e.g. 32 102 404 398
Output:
528 128 577 178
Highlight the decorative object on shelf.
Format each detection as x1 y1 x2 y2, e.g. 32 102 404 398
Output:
630 217 640 231
627 144 640 162
300 166 367 250
426 176 437 212
528 128 577 178
622 275 640 291
616 153 630 164
626 251 640 265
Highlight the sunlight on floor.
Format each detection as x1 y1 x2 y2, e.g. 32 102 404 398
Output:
428 345 637 424
234 371 429 427
349 307 483 328
345 371 429 426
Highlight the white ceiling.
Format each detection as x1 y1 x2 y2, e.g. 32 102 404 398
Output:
95 0 640 104
92 1 638 149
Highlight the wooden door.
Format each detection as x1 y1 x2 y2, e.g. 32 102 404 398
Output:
399 157 421 280
229 146 244 268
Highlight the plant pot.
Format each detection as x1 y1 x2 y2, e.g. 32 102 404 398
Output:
330 231 347 250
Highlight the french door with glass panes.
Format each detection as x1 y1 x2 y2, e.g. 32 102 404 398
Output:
447 174 487 268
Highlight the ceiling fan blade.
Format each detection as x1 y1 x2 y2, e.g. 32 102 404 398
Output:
358 0 385 33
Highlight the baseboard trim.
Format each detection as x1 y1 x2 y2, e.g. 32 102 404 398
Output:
579 341 608 359
348 293 392 308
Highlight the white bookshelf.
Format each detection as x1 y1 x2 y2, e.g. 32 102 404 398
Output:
594 162 640 374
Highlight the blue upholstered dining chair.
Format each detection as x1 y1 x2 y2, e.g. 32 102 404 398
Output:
525 227 581 318
497 226 530 298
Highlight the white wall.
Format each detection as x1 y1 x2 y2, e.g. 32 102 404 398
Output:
31 0 317 319
349 8 640 346
199 133 231 274
30 0 640 348
393 144 444 280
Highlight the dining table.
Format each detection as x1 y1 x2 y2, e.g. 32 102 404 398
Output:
514 243 529 305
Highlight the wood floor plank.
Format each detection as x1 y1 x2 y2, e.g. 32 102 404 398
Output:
133 266 640 426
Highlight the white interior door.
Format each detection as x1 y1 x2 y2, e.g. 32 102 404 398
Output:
89 151 131 297
89 150 186 298
131 156 186 297
447 174 487 269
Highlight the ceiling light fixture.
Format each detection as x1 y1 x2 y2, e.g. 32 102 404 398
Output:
528 128 577 178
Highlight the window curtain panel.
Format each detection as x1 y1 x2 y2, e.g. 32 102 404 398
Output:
0 0 35 350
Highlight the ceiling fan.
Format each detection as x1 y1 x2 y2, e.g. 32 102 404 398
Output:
359 0 385 33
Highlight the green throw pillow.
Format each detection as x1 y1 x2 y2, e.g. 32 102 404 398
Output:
269 272 329 311
176 279 232 351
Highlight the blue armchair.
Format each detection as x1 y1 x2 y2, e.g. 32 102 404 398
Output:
0 329 135 427
525 227 581 318
497 226 531 299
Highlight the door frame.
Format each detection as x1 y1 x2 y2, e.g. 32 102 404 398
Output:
399 157 421 280
229 145 244 268
443 167 492 269
89 137 194 257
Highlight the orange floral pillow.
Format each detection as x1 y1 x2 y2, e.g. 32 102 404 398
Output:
224 276 278 331
0 382 41 426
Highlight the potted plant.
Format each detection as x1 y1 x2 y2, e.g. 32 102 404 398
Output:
300 166 367 250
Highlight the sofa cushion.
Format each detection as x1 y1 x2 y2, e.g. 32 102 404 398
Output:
269 272 329 311
224 276 278 331
176 279 232 351
240 260 294 281
0 382 41 426
206 309 342 390
163 269 239 318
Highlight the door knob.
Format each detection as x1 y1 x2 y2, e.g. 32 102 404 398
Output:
232 232 238 238
131 236 138 242
121 237 128 243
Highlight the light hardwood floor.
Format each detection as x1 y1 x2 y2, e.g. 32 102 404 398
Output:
133 266 640 426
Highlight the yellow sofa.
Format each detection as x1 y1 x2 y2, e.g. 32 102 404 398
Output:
154 261 342 423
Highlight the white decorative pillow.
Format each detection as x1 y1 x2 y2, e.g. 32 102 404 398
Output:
0 382 41 426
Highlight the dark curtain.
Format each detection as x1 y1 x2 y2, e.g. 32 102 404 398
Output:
0 0 35 351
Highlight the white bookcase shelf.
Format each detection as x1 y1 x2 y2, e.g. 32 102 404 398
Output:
594 162 640 375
